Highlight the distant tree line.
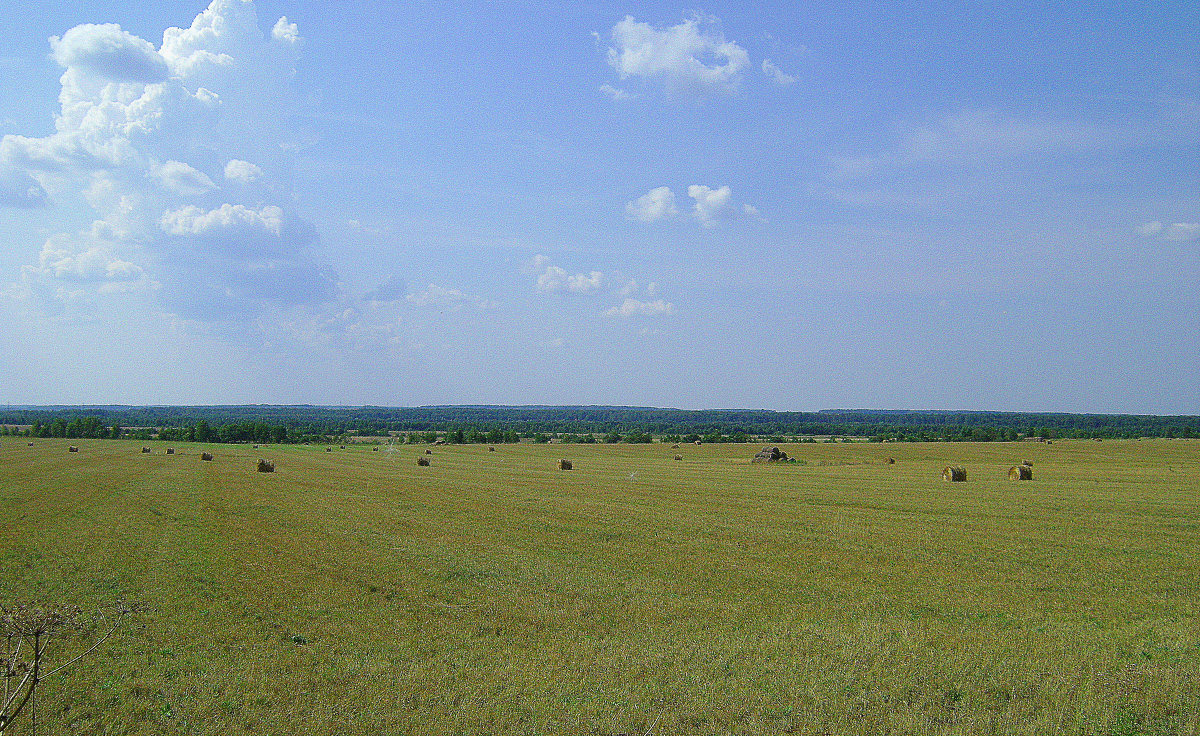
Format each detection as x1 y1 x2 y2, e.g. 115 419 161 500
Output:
2 406 1198 443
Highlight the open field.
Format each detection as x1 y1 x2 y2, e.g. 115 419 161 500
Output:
1 438 1198 735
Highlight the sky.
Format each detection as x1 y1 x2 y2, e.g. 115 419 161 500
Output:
0 0 1197 413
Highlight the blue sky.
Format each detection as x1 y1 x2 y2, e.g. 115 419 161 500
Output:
1 0 1196 412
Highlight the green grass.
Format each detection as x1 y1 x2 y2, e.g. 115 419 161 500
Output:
1 438 1198 734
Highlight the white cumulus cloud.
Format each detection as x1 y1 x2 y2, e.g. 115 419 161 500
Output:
535 262 604 294
160 203 284 237
625 186 678 222
606 15 750 97
224 159 263 183
271 17 299 44
688 184 733 227
2 0 331 323
50 23 170 83
153 160 218 196
30 235 144 284
568 271 604 292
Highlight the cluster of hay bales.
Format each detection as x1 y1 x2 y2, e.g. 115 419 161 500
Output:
1009 460 1034 481
416 456 430 467
752 446 789 463
942 466 967 482
200 452 214 461
257 459 275 473
558 459 573 470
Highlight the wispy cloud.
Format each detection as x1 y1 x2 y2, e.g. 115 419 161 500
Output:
605 297 675 318
1138 220 1200 241
762 59 795 86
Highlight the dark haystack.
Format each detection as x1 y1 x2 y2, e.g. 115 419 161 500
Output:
416 456 430 466
257 459 275 473
884 457 896 464
68 446 79 453
942 466 967 482
325 447 332 452
201 452 214 461
1009 464 1033 481
671 444 680 449
141 446 151 453
425 449 433 455
694 440 702 446
28 442 34 446
674 455 683 461
372 447 379 451
340 445 346 449
752 446 789 463
489 446 496 452
558 459 573 470
166 448 175 455
253 444 260 449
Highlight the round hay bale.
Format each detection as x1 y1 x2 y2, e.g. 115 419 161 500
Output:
27 442 34 446
884 457 895 464
141 446 151 454
694 440 702 445
200 452 214 461
416 456 430 467
425 449 433 455
671 443 680 449
68 446 79 453
489 446 496 452
558 459 573 470
942 466 967 482
752 446 789 463
1021 459 1033 467
166 448 175 455
674 455 683 461
325 447 332 452
1009 464 1033 481
372 447 379 451
257 459 276 473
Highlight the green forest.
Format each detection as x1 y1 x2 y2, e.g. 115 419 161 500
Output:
2 405 1198 444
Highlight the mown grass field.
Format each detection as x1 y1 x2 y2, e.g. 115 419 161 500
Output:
1 438 1198 735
